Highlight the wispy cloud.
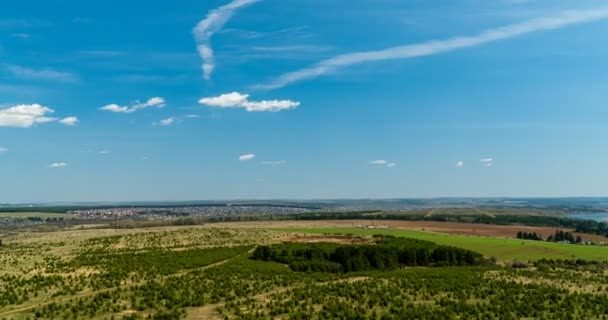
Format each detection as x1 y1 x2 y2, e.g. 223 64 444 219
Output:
0 104 77 128
456 161 464 168
48 162 67 168
480 158 494 167
239 154 256 161
221 26 312 40
369 160 388 165
155 117 176 126
369 160 397 168
199 92 299 112
99 97 166 114
193 0 260 80
255 8 608 90
0 147 8 153
0 18 51 29
7 65 78 83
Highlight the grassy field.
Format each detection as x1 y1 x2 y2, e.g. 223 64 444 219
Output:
0 212 74 219
277 227 608 261
2 224 608 319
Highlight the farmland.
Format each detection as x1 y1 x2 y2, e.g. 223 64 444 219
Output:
0 212 74 219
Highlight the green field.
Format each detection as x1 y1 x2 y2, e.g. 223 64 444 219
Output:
0 212 74 219
279 227 608 261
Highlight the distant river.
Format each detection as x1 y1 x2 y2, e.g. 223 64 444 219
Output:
566 212 608 222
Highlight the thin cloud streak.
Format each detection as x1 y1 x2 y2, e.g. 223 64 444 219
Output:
255 8 608 90
7 65 78 83
48 162 67 168
193 0 260 80
239 154 256 161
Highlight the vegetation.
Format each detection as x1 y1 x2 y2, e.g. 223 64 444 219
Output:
2 222 608 319
293 211 608 237
279 227 608 261
253 236 485 273
516 231 543 241
547 230 582 243
0 212 74 219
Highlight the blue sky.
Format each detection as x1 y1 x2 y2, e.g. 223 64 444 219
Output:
1 0 607 202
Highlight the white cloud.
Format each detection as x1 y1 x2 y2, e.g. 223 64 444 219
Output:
48 162 67 168
156 117 176 126
0 147 7 153
242 100 300 112
387 162 397 168
184 114 201 118
59 116 79 126
200 92 249 107
0 104 59 128
193 0 260 80
480 158 493 162
369 160 388 165
99 97 166 114
199 92 299 112
255 8 608 90
99 150 111 155
136 97 166 109
7 65 78 83
456 161 464 168
239 154 256 161
99 104 130 113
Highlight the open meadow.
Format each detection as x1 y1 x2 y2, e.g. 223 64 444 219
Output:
1 220 608 319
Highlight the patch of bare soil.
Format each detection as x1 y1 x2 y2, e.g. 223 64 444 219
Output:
280 235 371 244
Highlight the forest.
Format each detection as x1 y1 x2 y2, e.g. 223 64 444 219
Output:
253 236 484 273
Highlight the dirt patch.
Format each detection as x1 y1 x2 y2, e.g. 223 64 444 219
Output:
280 235 371 244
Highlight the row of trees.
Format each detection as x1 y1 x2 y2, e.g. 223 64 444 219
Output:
516 231 543 240
516 230 584 243
547 230 583 243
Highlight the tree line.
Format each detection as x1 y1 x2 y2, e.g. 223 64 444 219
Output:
516 230 583 243
516 231 543 241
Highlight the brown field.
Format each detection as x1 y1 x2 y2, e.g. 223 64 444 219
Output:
280 234 371 244
216 220 608 242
